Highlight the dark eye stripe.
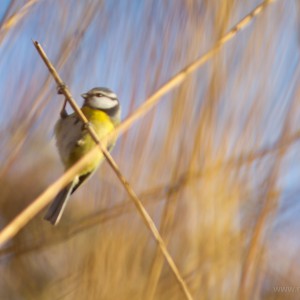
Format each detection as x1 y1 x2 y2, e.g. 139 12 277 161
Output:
92 93 118 101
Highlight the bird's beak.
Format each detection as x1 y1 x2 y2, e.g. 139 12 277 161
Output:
81 93 88 99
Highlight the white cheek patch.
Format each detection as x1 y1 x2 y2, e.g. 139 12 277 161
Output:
89 96 118 109
104 92 117 99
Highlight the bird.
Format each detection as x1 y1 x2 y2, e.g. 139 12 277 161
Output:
44 87 121 225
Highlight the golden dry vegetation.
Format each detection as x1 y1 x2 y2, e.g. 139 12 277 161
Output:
0 1 300 300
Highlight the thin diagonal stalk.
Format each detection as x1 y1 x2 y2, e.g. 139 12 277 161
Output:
0 145 98 247
0 2 99 178
109 0 277 143
144 161 184 299
1 0 276 178
0 1 277 295
24 41 194 300
0 0 276 255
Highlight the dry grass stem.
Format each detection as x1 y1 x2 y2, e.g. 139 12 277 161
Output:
0 41 194 300
0 146 99 247
110 0 277 141
0 0 292 299
0 4 98 178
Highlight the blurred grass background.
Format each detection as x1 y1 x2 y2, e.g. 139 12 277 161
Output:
0 0 300 299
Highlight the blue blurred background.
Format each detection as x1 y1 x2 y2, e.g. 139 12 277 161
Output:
0 1 300 299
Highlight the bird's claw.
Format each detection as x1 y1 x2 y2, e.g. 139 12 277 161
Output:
82 122 92 130
57 83 67 95
76 139 85 147
60 109 68 119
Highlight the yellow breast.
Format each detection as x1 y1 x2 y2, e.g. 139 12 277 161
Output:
55 107 115 174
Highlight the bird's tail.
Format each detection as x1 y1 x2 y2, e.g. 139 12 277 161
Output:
44 181 76 225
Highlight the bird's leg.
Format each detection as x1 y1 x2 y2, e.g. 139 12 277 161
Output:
56 83 68 119
60 99 68 119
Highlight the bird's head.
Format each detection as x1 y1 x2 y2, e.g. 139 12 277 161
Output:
81 87 120 119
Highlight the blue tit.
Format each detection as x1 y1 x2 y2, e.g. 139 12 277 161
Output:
44 87 121 225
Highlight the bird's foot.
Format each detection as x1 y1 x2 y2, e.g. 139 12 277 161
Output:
82 121 92 130
56 83 67 95
76 139 85 147
60 108 68 119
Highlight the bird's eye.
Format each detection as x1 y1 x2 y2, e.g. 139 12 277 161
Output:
96 93 103 97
